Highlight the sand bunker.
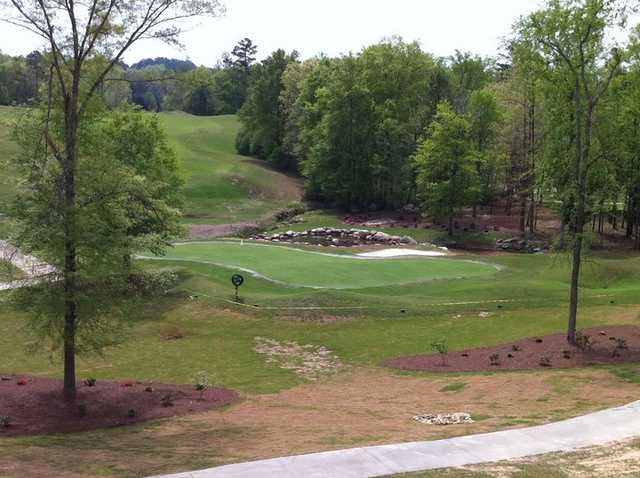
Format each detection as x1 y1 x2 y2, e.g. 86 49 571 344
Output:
357 248 446 258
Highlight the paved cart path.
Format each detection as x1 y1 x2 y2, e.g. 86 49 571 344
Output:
151 400 640 478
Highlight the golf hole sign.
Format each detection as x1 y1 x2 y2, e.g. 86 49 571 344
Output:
231 274 244 300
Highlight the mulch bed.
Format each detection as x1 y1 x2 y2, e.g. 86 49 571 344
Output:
385 325 640 373
0 376 239 437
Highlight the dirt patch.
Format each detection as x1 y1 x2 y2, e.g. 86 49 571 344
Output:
0 375 238 437
465 439 640 477
385 325 640 373
254 337 343 381
189 223 257 239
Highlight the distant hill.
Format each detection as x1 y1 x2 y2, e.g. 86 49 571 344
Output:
128 57 197 72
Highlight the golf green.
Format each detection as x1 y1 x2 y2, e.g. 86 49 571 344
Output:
148 242 498 289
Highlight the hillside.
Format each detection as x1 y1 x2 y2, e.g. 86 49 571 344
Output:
0 107 302 232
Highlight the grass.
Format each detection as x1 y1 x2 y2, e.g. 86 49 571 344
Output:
1 106 640 476
158 112 301 224
439 382 467 393
147 241 497 289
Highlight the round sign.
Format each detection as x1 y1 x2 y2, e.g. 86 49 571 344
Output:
231 274 244 287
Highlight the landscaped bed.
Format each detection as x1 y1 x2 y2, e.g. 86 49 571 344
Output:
385 325 640 373
0 375 239 436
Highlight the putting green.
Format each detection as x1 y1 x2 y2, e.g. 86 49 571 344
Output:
149 242 497 289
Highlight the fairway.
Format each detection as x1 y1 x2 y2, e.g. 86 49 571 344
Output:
150 242 498 289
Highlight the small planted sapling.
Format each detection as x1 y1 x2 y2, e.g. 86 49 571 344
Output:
195 371 210 400
431 340 449 366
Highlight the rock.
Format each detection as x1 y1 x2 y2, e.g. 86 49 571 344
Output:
372 231 391 242
400 236 418 245
412 413 474 426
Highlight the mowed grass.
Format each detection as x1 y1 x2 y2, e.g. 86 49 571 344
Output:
0 108 302 227
158 112 301 224
145 241 497 288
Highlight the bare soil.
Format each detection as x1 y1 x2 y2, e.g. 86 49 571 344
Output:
385 325 640 373
189 222 257 239
0 375 239 437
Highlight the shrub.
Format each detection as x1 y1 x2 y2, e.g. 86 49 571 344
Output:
615 337 628 350
144 386 154 393
273 203 306 222
0 416 10 427
539 354 552 367
575 331 593 351
84 377 97 387
194 371 210 400
430 340 449 366
127 409 136 418
511 345 522 352
128 270 179 297
161 393 175 407
562 350 572 359
489 353 501 366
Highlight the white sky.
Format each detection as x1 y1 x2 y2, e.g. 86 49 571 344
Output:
0 0 544 66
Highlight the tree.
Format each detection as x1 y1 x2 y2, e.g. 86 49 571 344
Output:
236 49 299 169
3 0 223 399
467 89 502 216
518 0 631 343
414 102 479 235
230 38 258 74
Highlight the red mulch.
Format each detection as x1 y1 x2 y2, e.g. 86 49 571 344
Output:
385 325 640 373
0 376 239 436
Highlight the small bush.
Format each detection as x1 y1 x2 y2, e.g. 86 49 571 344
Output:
615 337 628 350
430 339 449 366
489 353 501 366
575 331 593 351
562 350 572 359
144 386 154 393
511 345 522 352
127 409 136 418
161 393 175 407
273 203 306 222
539 354 552 367
0 415 10 427
84 377 97 387
128 270 179 297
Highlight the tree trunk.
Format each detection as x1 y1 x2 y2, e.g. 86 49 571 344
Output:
62 77 80 400
567 89 591 345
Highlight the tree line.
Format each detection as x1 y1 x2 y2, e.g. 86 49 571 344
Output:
0 38 258 116
237 9 640 255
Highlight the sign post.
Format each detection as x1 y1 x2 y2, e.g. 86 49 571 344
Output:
231 274 244 302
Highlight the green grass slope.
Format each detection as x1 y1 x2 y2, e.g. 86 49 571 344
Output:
159 112 301 224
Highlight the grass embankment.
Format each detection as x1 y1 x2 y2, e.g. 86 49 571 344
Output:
158 112 301 224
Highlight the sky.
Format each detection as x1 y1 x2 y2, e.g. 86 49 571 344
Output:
0 0 544 66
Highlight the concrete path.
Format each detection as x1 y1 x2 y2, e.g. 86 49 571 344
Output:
0 240 54 290
150 400 640 478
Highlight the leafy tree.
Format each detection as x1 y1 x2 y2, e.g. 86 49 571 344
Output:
518 0 631 343
236 49 299 169
414 102 479 235
3 0 223 399
467 89 502 216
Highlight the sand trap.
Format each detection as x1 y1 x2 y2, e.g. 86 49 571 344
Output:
357 248 446 258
